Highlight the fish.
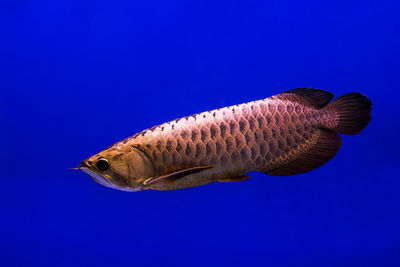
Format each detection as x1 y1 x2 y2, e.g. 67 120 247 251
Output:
74 88 372 191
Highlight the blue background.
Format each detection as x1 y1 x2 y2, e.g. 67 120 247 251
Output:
1 1 399 266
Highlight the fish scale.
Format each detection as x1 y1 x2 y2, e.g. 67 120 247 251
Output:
77 88 372 191
129 96 318 179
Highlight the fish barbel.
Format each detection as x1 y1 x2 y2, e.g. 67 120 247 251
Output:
75 88 372 191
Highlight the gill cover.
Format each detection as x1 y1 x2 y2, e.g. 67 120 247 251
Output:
125 147 155 187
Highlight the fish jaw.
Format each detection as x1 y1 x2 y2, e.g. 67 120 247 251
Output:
79 166 143 192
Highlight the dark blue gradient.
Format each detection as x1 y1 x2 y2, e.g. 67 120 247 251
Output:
1 1 399 266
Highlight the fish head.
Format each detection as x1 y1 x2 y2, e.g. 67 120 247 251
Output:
77 146 155 192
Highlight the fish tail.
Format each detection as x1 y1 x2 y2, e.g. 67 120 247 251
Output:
323 93 372 135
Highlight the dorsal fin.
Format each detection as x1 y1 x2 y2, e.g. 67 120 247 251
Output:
275 88 334 108
265 129 342 176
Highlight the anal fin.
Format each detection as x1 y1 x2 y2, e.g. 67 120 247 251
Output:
265 129 342 176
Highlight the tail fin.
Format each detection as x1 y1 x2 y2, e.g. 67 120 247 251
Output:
324 93 372 135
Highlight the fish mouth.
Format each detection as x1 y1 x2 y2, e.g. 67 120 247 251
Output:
74 161 143 192
67 161 90 171
80 167 113 187
78 161 89 169
69 160 112 186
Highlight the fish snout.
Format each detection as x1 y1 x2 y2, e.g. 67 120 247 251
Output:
68 160 91 171
78 160 93 169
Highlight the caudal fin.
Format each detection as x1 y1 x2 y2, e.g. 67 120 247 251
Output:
325 93 372 135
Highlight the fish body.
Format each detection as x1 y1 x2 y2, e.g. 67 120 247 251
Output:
77 88 372 191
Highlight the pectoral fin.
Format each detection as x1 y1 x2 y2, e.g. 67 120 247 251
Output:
217 175 250 183
144 165 214 186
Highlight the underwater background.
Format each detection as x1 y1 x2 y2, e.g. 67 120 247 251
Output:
1 1 400 266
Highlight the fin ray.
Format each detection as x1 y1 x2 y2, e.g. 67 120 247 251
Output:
265 129 342 176
323 92 372 135
145 165 214 186
275 88 334 108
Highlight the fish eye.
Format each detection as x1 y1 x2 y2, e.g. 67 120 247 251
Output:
96 158 110 172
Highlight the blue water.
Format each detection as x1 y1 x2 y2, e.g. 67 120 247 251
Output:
1 1 400 266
